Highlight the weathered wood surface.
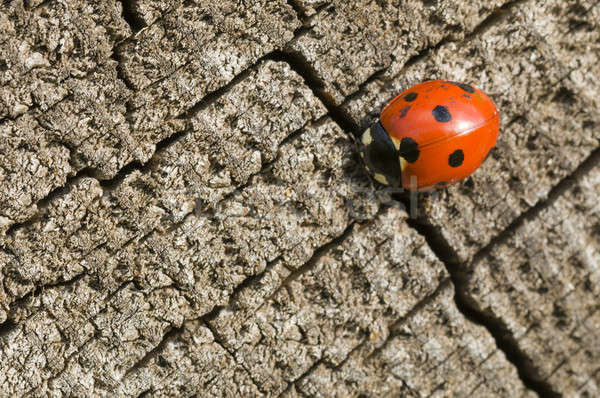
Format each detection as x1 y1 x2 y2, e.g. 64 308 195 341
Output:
0 0 598 396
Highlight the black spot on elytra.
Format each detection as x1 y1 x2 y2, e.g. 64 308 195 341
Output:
398 106 411 118
399 137 420 163
460 93 472 100
448 81 475 94
404 92 418 102
432 105 451 122
362 122 401 186
448 149 464 167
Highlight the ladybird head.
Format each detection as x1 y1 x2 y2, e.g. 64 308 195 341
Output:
359 122 402 187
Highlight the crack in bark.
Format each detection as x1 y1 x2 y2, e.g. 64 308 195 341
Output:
122 324 183 379
276 359 322 398
2 272 86 321
467 0 529 39
120 253 284 387
0 319 16 339
119 217 367 395
470 147 600 267
281 278 452 397
274 30 559 393
4 167 102 237
1 233 150 339
404 214 568 397
110 50 137 92
4 47 309 238
0 1 525 241
3 1 598 394
267 50 361 138
5 51 274 234
335 0 529 123
117 0 146 33
0 107 321 338
274 9 600 394
0 0 542 240
31 284 133 392
339 65 390 116
265 221 358 303
202 320 269 396
368 278 453 361
286 0 308 22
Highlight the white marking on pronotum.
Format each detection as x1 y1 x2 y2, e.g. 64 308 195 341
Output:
361 128 372 146
373 173 389 185
400 156 408 171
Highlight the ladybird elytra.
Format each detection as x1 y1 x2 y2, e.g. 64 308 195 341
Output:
359 80 499 191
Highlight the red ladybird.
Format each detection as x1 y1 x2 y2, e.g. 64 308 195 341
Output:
359 80 499 191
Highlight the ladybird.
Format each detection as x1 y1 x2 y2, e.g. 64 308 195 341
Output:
359 80 499 191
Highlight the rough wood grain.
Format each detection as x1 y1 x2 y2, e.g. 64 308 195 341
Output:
0 0 598 396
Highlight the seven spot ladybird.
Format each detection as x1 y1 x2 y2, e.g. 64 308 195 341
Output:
359 80 499 191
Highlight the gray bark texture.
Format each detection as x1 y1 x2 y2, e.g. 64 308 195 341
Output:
0 0 599 396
